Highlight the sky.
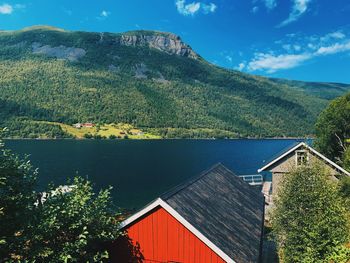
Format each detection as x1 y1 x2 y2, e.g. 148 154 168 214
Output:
0 0 349 83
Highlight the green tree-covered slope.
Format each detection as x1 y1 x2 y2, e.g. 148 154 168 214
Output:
0 26 349 138
270 78 350 100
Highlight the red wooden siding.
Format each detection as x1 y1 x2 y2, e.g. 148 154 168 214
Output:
111 207 226 263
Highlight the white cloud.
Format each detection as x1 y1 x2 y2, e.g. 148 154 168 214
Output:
315 41 350 55
100 10 110 17
329 31 346 39
97 10 111 20
251 6 259 13
282 44 301 52
176 0 217 16
264 0 277 10
307 43 316 50
321 31 346 42
0 3 13 14
278 0 311 27
14 4 25 9
176 0 200 15
0 3 25 15
202 3 217 14
282 44 291 51
286 33 297 38
237 62 246 71
246 31 350 73
248 53 311 73
225 55 233 63
294 45 301 51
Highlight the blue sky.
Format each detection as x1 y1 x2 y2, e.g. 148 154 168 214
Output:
0 0 349 83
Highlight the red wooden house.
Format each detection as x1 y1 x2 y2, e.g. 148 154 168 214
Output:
82 122 95 128
111 164 265 263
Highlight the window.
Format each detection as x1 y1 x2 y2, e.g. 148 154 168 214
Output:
296 150 308 166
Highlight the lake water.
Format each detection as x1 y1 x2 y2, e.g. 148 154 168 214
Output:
5 139 303 210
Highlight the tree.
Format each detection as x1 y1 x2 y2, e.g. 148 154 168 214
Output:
0 132 122 262
342 146 350 172
0 131 37 260
271 164 350 263
27 178 121 262
339 175 350 200
315 93 350 162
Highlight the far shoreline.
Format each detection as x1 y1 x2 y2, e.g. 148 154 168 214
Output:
3 136 314 141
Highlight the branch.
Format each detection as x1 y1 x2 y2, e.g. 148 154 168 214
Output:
334 132 346 153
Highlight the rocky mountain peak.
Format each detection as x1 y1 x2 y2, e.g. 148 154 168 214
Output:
118 31 199 59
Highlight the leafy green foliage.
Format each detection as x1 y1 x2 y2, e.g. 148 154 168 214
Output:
340 175 350 200
270 78 350 100
271 164 350 263
315 93 350 161
0 129 37 260
1 26 349 138
343 146 350 172
325 244 350 263
5 119 70 138
0 134 121 262
27 178 121 262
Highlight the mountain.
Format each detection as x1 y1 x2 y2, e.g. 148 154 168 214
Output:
269 78 350 100
0 26 349 139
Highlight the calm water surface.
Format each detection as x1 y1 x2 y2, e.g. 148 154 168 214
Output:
6 139 303 209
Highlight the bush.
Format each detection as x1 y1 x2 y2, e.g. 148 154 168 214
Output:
0 134 121 262
27 178 121 262
340 176 350 200
84 133 93 139
271 164 350 263
0 135 37 260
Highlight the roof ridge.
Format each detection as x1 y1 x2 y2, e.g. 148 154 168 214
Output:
125 163 233 223
161 163 228 200
258 141 305 172
121 164 265 263
219 163 265 197
258 141 350 176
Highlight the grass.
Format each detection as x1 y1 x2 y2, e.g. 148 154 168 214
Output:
37 121 161 139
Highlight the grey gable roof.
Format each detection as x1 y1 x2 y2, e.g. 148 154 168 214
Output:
258 142 350 176
261 141 302 168
161 163 265 263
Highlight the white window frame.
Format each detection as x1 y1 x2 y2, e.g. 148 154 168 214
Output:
295 150 309 166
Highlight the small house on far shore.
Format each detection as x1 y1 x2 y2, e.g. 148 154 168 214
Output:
73 123 82 128
258 142 350 199
110 163 265 263
73 122 95 129
82 122 95 128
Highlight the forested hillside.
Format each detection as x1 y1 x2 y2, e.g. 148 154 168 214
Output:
270 78 350 100
0 26 349 138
